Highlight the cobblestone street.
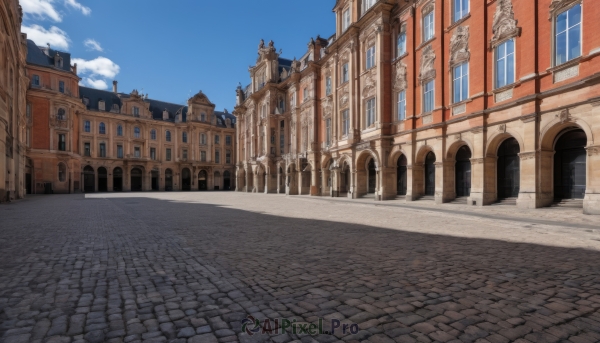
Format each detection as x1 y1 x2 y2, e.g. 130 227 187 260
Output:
1 193 600 343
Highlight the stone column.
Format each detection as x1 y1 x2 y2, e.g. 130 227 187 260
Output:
124 168 131 191
107 168 114 192
381 166 396 200
518 118 540 209
405 165 416 201
584 146 600 214
310 168 318 196
469 130 486 206
436 161 448 204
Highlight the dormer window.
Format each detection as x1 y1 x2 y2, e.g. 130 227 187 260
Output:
83 97 89 106
98 100 105 111
111 104 120 113
132 106 140 117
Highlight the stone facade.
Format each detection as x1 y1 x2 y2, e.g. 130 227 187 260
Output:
25 43 236 194
234 0 600 215
0 0 27 202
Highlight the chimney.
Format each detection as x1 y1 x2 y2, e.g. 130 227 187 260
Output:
112 80 118 93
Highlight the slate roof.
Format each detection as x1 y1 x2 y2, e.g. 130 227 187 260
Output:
26 40 72 72
79 87 235 128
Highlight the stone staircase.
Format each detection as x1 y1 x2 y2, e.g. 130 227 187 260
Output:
449 197 468 204
552 198 584 208
418 195 435 201
493 197 517 206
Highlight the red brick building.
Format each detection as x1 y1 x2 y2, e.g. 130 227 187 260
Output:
234 0 600 214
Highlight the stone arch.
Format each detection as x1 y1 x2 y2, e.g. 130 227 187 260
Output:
486 129 525 157
415 144 435 165
387 145 409 167
356 150 380 198
446 139 474 160
321 153 333 169
540 116 594 151
414 145 436 198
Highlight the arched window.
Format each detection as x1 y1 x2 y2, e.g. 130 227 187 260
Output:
99 122 106 134
150 129 157 140
166 130 171 142
182 132 188 143
58 163 67 182
134 127 140 138
57 108 66 120
117 125 123 136
84 121 91 132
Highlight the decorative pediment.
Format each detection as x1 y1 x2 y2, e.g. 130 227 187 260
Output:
393 62 408 91
549 0 580 19
449 26 470 67
189 91 214 106
422 0 435 15
419 45 436 82
490 0 521 48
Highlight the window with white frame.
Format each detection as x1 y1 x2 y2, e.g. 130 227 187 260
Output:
362 0 376 14
326 77 332 95
555 4 581 66
423 80 435 113
342 9 351 31
423 11 434 42
326 118 332 146
342 63 349 83
397 91 406 121
496 39 515 88
365 98 376 128
342 109 349 136
453 0 469 23
397 30 407 57
453 62 469 103
366 46 376 69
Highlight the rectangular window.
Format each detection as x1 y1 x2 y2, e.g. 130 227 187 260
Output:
26 103 32 118
453 0 469 22
555 4 581 66
99 143 106 158
58 134 66 151
342 109 349 136
397 91 406 121
201 151 206 162
32 75 40 86
134 146 141 158
342 63 349 83
453 62 469 103
59 81 65 93
117 145 123 159
424 11 434 42
183 149 188 160
397 32 407 57
215 151 220 164
226 150 231 164
366 46 376 69
362 0 375 14
280 120 285 153
326 77 332 95
226 135 232 145
496 39 515 88
303 88 308 101
150 148 156 160
166 148 172 161
366 98 376 128
133 106 140 117
215 135 220 144
342 9 351 31
326 118 332 146
84 121 91 133
84 143 91 157
424 80 435 113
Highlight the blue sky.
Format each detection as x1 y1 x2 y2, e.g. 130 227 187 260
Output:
21 0 335 111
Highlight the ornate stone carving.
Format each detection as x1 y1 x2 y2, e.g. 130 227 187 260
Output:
449 26 470 67
587 147 599 156
490 0 521 49
339 85 349 108
554 65 579 83
495 88 513 103
419 45 436 82
393 62 408 91
422 1 435 16
362 69 377 99
557 109 571 123
549 0 580 19
498 124 507 133
452 104 466 115
322 97 333 119
519 152 536 160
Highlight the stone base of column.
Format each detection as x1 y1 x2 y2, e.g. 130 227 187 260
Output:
584 194 600 215
517 192 538 209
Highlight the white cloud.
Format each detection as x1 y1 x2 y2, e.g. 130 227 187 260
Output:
84 39 103 52
64 0 91 16
82 78 108 90
72 57 120 79
22 24 70 50
21 0 62 22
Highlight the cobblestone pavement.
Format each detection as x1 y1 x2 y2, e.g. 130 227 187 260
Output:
1 193 600 343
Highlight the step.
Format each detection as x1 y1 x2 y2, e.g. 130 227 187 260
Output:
450 197 468 204
494 197 517 205
552 199 584 208
418 195 435 201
